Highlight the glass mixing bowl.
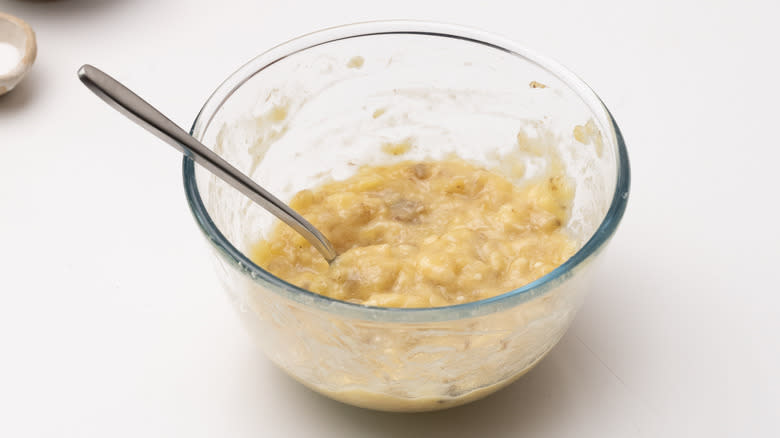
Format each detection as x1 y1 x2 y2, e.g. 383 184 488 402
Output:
183 21 629 412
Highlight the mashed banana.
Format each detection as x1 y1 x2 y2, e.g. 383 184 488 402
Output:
250 159 575 308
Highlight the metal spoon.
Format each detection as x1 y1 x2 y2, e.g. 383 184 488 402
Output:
78 64 338 262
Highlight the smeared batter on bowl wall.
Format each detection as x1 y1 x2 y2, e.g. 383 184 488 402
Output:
251 158 576 307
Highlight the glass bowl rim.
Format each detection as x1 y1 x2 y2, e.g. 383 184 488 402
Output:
182 20 630 323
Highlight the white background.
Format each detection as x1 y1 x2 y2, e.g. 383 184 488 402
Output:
1 0 778 436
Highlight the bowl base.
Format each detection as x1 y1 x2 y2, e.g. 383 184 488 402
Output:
281 349 552 413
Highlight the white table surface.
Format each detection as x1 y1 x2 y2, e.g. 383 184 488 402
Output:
1 0 778 436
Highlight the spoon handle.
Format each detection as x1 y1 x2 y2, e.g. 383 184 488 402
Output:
78 64 337 262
